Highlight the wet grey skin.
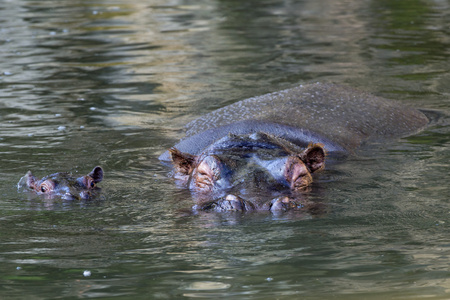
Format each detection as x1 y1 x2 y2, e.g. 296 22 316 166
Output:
160 83 428 160
169 132 326 213
24 166 103 200
161 83 429 213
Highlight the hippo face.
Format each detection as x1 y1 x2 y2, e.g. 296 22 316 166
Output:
169 133 325 212
23 166 103 200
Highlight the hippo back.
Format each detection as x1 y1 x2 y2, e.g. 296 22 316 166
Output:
160 83 428 160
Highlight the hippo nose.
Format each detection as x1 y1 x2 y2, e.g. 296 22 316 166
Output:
61 193 76 201
79 191 92 200
223 194 255 211
225 194 239 201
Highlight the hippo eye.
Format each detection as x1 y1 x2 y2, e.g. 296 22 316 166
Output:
86 178 96 189
39 180 55 193
284 156 313 190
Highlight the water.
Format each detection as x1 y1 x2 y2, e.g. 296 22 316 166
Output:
1 0 449 299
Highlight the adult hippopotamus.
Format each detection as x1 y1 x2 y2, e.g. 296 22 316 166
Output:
160 83 429 212
20 166 103 200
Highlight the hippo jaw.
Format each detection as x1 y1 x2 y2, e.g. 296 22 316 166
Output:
23 166 103 200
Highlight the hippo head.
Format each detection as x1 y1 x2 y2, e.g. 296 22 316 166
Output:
23 166 103 200
169 133 326 212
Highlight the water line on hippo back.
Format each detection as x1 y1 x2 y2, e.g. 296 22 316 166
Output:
160 83 428 160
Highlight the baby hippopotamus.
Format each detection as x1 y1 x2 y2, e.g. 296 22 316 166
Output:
21 166 103 200
161 83 429 213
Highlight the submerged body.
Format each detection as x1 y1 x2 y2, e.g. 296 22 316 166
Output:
20 166 103 200
162 83 429 212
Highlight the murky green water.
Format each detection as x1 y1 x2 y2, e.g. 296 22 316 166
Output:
1 0 449 299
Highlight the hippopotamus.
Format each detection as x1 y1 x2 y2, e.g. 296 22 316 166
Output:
160 83 429 212
20 166 103 200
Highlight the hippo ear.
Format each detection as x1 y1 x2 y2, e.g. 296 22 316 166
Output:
299 143 326 173
88 166 103 183
169 148 197 175
25 171 38 190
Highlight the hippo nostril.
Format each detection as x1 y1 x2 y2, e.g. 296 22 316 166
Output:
221 194 255 211
270 196 298 212
79 191 92 200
